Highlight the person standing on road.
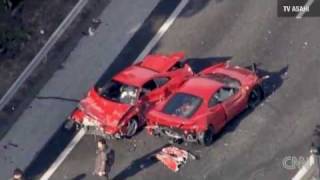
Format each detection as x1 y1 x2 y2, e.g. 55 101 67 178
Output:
94 138 109 179
11 168 24 180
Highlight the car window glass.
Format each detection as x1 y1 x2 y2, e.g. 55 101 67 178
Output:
163 93 202 119
98 80 138 105
205 73 241 88
142 80 157 92
214 87 237 102
153 77 170 87
169 61 183 71
208 94 220 107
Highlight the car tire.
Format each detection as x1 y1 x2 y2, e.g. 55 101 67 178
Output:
199 127 214 146
248 85 264 109
126 118 139 138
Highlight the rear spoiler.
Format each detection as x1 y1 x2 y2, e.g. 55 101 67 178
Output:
250 63 270 83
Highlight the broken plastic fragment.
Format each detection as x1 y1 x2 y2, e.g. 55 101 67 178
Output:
155 146 197 172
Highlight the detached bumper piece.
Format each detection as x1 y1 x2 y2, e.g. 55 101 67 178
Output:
155 146 197 172
147 125 198 143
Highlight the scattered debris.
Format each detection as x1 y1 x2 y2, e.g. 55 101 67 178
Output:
303 41 308 48
40 29 45 35
86 18 102 36
92 18 101 24
155 146 197 172
88 27 95 36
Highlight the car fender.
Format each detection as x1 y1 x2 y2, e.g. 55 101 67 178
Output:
118 105 142 134
69 108 85 123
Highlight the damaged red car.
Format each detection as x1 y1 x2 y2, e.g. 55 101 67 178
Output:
68 52 193 138
146 62 266 145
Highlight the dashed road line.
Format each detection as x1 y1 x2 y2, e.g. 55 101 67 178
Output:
39 128 87 180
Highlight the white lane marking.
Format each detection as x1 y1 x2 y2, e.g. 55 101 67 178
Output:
292 155 314 180
296 0 315 19
39 0 189 179
136 0 189 61
40 128 87 180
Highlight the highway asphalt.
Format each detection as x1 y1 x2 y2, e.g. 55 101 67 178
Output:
26 0 320 179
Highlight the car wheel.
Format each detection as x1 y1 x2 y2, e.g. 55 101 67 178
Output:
248 85 263 109
126 118 139 138
199 127 214 146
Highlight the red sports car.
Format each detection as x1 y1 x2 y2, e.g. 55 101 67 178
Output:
146 62 266 145
68 52 193 138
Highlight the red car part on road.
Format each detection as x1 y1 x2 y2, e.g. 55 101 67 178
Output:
155 146 196 172
146 62 265 145
69 52 193 138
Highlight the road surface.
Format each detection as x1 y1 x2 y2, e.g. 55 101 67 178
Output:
20 0 320 179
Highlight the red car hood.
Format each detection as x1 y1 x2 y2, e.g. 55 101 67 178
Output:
80 89 131 127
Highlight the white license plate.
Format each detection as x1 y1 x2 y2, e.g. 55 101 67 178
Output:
83 116 99 127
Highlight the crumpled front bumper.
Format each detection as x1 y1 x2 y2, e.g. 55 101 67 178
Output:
69 108 122 138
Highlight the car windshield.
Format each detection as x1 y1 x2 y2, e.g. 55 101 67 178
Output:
205 73 240 88
162 93 202 119
97 80 139 105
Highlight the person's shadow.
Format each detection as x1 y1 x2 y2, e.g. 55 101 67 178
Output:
112 144 170 180
107 149 115 175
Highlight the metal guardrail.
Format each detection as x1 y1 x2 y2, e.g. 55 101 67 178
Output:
0 0 88 111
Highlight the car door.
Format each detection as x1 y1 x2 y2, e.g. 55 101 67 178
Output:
206 93 227 132
142 77 170 104
165 67 191 91
216 86 246 121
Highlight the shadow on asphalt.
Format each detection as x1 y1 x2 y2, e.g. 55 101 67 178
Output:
181 0 210 17
185 56 232 73
107 149 115 174
24 125 78 179
112 144 170 180
71 173 86 180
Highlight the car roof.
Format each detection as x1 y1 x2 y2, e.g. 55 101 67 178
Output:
177 76 224 99
113 65 157 87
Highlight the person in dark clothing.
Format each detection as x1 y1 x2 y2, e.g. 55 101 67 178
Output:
94 138 108 179
11 168 24 180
